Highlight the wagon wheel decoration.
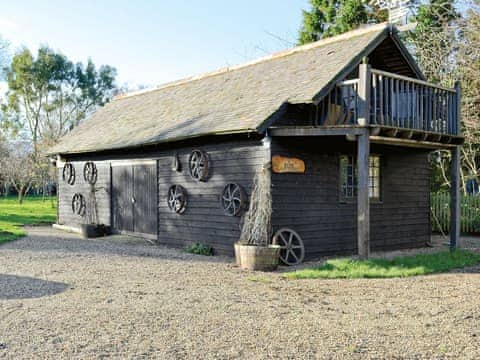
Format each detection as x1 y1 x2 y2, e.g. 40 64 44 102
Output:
167 185 187 214
71 193 86 216
273 228 305 266
221 183 247 216
62 163 75 185
188 150 210 181
83 161 98 185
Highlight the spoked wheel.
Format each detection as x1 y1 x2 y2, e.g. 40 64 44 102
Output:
71 193 86 217
83 161 98 185
273 228 305 266
167 185 187 214
221 183 246 216
188 150 209 181
62 163 76 185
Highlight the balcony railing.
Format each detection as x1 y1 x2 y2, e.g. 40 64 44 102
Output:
318 67 461 136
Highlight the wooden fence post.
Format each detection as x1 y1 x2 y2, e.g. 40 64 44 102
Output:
450 146 461 249
357 129 370 259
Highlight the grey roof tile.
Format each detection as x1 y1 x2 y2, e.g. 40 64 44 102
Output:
49 24 390 155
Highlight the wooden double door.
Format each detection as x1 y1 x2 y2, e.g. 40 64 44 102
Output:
111 163 157 238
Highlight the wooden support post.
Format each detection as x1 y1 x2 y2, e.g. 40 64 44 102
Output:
454 81 461 136
450 82 461 249
358 63 371 126
450 146 460 250
357 130 370 259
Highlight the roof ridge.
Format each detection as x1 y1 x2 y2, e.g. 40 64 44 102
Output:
114 22 392 101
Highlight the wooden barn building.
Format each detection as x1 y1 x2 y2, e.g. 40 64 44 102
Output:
48 24 462 263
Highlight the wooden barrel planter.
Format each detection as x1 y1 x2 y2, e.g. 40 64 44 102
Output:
235 244 281 271
234 243 242 266
80 224 105 238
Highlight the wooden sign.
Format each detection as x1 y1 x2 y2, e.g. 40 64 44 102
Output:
272 155 305 174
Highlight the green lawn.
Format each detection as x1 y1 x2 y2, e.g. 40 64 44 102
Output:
0 196 57 244
285 250 480 279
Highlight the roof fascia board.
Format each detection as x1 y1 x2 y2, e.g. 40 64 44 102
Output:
256 101 290 134
46 128 259 156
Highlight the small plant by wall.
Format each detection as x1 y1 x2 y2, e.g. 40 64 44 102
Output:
184 243 214 256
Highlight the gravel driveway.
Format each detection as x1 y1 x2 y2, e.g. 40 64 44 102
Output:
1 227 480 359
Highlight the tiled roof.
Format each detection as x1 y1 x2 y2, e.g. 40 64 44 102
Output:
49 24 392 155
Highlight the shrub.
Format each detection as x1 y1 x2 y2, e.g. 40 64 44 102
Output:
472 214 480 233
184 243 213 256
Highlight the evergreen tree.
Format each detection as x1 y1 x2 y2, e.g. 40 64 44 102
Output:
298 0 387 45
414 0 458 33
298 0 336 44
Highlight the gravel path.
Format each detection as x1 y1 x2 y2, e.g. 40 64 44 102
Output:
1 227 480 359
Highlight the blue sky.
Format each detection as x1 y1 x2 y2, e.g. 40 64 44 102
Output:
0 1 309 87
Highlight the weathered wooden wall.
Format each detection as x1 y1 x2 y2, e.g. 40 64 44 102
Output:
57 161 111 227
58 135 431 259
60 137 267 255
156 140 268 255
271 137 430 259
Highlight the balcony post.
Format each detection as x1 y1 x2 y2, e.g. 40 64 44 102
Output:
454 81 461 135
358 62 371 126
357 128 370 259
450 146 461 250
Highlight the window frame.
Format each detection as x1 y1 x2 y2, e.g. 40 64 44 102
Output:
339 154 383 203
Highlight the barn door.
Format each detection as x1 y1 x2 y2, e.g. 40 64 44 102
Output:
111 165 134 232
111 162 157 237
132 164 157 236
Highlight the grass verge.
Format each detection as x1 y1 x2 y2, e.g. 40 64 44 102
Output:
285 250 480 279
0 196 57 244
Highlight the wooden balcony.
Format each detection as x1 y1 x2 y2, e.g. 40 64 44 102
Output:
301 64 464 148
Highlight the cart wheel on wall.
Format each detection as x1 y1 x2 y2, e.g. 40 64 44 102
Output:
167 185 187 214
72 193 86 217
83 161 98 185
221 183 247 216
62 163 76 185
273 228 305 266
188 149 210 181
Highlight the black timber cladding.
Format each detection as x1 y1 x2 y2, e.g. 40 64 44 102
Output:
57 136 430 258
57 161 111 227
270 137 431 259
57 138 268 255
156 140 268 255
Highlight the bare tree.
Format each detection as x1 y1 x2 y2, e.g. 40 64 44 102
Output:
0 141 37 204
407 1 480 193
0 35 9 79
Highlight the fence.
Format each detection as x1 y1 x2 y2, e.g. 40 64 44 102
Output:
430 192 480 234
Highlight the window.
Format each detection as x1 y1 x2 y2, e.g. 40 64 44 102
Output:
340 155 381 201
340 155 356 198
369 155 381 199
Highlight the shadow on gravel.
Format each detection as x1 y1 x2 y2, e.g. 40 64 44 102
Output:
0 274 69 300
3 228 231 264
